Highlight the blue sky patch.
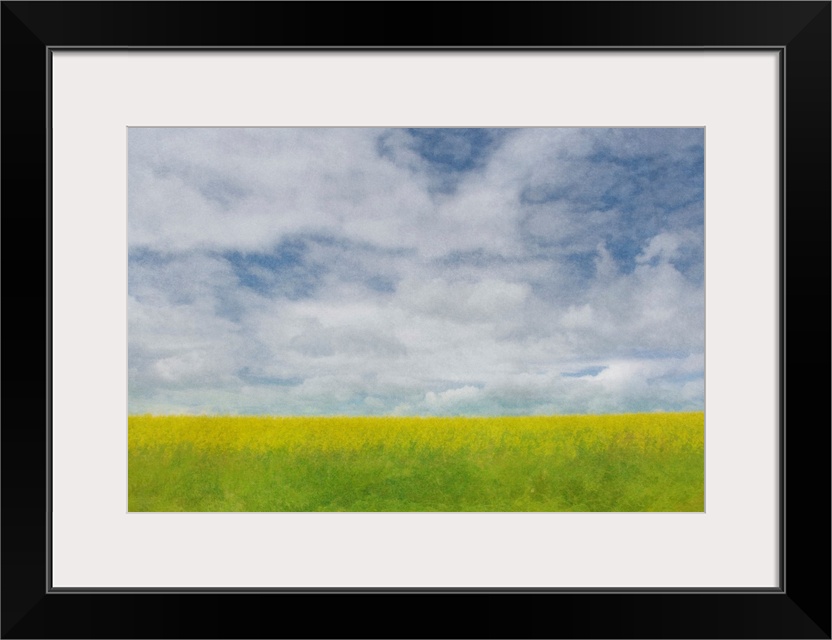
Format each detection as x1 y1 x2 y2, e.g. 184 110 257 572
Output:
405 128 506 172
561 366 608 378
223 240 324 299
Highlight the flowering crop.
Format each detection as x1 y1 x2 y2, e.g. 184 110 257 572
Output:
129 412 704 512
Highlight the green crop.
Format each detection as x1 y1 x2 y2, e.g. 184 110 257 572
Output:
128 412 704 512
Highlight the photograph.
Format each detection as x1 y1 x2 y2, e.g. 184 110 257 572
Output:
128 126 705 512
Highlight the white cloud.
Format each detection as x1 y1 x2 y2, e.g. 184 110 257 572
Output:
128 128 704 415
397 277 530 323
561 303 594 329
425 385 483 410
636 230 701 265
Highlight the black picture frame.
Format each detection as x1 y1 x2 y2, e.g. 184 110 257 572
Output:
2 2 829 638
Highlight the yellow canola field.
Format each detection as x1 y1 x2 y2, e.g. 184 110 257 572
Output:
129 412 703 456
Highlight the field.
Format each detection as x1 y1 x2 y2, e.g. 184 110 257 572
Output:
128 412 704 512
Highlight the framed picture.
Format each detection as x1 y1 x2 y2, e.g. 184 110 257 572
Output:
3 2 829 638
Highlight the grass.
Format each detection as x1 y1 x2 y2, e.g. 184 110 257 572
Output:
128 412 704 512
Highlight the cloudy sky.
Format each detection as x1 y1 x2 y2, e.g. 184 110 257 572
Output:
128 128 704 416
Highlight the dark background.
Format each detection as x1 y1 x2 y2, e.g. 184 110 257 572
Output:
2 2 829 638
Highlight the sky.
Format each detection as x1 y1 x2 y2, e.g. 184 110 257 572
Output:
128 127 704 416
